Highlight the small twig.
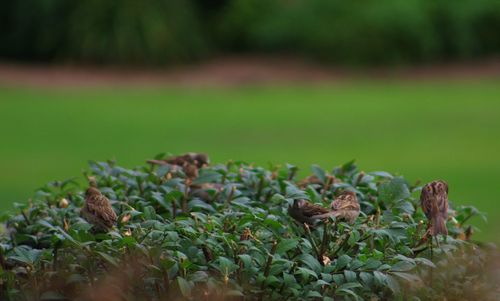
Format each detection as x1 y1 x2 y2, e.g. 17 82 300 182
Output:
319 221 330 262
303 224 321 259
259 240 278 300
172 198 177 219
182 179 191 213
225 185 236 208
21 210 30 225
330 230 352 258
256 176 264 201
353 172 365 187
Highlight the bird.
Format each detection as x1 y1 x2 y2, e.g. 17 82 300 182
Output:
420 180 449 236
288 199 331 225
147 153 210 179
81 185 117 232
329 190 360 224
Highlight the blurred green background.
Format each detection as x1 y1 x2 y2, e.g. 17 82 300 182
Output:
1 81 499 241
1 0 500 65
0 0 499 242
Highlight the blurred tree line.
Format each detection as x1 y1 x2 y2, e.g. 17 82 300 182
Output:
1 0 499 66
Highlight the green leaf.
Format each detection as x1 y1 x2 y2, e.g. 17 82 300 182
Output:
369 171 394 178
306 290 323 298
385 275 401 294
414 257 436 268
344 270 357 282
362 259 382 270
391 261 415 272
373 271 387 286
296 267 318 280
391 272 422 284
96 251 119 267
238 254 252 268
192 170 222 184
189 199 216 212
378 177 410 203
335 254 352 271
177 277 192 298
359 272 373 286
338 282 362 290
216 256 239 274
311 165 326 183
276 239 299 254
299 254 322 273
336 288 361 300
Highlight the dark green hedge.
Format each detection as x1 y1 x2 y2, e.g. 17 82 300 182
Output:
1 0 500 65
0 157 497 300
0 0 209 64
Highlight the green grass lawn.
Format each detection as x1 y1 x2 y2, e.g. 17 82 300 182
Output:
0 80 499 242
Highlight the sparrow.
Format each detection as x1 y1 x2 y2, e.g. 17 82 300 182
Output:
288 199 330 225
158 153 210 168
147 153 210 179
420 180 449 236
329 190 360 224
81 186 117 232
297 175 323 189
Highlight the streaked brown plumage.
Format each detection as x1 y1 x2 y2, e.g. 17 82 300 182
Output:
420 180 449 236
147 153 210 179
329 191 360 224
81 187 117 232
164 153 210 168
297 175 323 189
288 199 330 225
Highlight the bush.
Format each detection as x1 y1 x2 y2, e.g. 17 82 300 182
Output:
0 155 497 300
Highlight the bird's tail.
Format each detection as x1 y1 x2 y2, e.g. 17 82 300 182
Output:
432 215 448 236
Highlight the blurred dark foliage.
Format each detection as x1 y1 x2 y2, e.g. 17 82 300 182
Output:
1 0 500 65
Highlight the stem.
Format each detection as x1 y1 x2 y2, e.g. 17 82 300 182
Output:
256 176 264 201
21 210 30 225
330 230 351 258
172 198 177 219
303 223 321 260
52 245 59 271
259 240 278 300
225 186 235 208
182 180 190 213
353 172 365 187
461 213 475 226
319 222 330 262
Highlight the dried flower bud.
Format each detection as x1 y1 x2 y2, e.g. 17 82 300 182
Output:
121 213 131 224
59 198 69 208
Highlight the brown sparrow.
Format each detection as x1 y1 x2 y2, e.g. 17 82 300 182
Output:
288 199 330 225
81 186 117 232
165 153 210 168
329 191 360 224
420 180 449 236
297 175 324 189
147 153 209 179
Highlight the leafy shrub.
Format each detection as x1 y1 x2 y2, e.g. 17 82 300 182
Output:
0 156 498 300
